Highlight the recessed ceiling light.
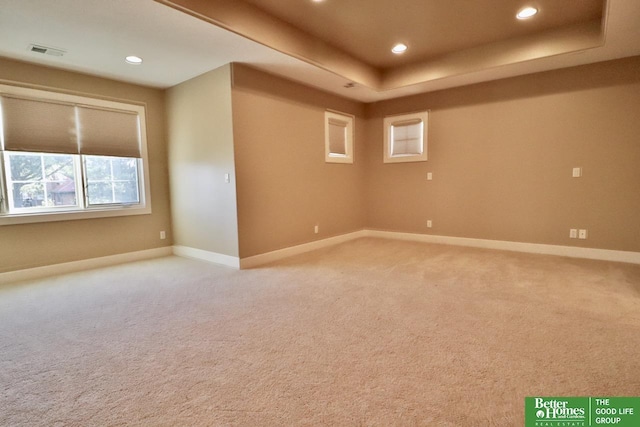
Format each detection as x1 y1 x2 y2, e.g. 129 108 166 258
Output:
392 43 408 54
125 55 143 65
516 6 538 20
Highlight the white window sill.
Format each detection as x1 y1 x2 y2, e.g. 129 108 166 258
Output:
0 205 151 226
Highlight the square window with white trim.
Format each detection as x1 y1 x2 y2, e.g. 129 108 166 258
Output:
324 110 354 164
0 84 151 225
383 111 429 163
4 152 80 212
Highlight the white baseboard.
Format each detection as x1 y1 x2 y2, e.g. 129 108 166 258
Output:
0 247 173 286
363 230 640 264
240 230 368 269
4 231 637 286
172 245 240 269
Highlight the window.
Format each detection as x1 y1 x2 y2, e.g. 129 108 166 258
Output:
324 110 354 164
383 111 429 163
4 152 79 211
0 84 151 225
84 156 140 206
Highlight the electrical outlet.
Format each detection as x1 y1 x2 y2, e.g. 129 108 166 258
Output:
578 229 588 240
314 225 319 234
427 172 433 181
572 167 582 178
427 220 433 228
160 231 166 240
569 229 578 239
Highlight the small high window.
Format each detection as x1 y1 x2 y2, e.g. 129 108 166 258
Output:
324 110 354 164
383 111 428 163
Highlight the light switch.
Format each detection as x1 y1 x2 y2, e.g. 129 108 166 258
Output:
572 167 582 178
427 172 433 180
224 173 230 183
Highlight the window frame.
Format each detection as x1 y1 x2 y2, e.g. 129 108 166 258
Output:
0 83 151 226
383 111 429 163
83 155 141 208
3 151 83 213
324 110 354 164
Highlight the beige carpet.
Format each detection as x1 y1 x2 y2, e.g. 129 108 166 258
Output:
1 238 639 426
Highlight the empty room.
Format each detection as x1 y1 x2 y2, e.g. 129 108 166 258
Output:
1 0 640 425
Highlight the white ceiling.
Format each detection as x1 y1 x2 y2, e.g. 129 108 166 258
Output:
0 0 639 102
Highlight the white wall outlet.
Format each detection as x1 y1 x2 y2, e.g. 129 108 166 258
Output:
572 167 582 178
578 229 588 240
569 229 578 239
160 230 166 240
427 172 433 180
314 225 319 234
427 220 433 228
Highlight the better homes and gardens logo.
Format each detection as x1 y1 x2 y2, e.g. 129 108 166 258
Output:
528 397 588 426
526 397 640 427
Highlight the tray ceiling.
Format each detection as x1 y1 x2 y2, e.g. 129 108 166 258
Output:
0 0 639 101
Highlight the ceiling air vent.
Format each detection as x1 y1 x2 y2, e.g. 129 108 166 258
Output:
28 44 66 57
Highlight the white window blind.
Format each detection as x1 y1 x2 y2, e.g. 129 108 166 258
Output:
391 119 423 156
328 118 347 155
324 110 354 164
383 111 428 163
77 106 141 158
1 96 78 154
0 95 142 158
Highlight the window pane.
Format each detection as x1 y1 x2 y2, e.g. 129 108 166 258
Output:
5 152 78 210
391 122 423 156
84 156 111 180
12 182 44 208
9 154 42 182
43 155 77 207
114 181 139 204
324 111 354 164
87 182 113 204
84 155 140 206
383 112 428 163
111 157 138 181
328 121 347 155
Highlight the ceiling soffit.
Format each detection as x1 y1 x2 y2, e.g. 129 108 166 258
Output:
240 0 604 69
156 0 607 94
155 0 382 88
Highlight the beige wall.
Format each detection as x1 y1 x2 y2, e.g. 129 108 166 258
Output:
365 57 640 252
166 64 239 257
3 55 639 274
231 65 366 258
0 58 172 273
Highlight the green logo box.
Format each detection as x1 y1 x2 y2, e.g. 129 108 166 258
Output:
525 397 640 427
